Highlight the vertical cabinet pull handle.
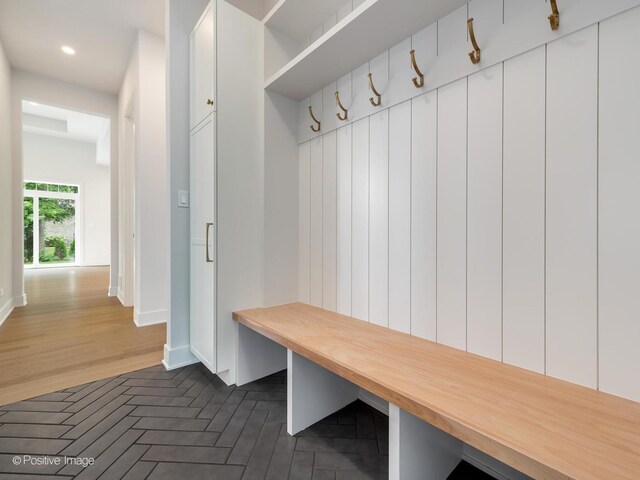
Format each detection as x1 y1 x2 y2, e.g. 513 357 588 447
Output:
205 222 214 263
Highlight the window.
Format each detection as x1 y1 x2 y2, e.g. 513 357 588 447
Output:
23 182 80 267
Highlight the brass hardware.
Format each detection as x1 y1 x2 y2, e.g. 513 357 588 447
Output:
335 91 348 121
368 73 382 107
467 18 481 65
548 0 560 31
410 49 425 88
308 106 321 132
205 222 214 263
207 98 214 105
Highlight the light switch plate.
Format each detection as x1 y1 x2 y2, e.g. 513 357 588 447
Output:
178 190 189 208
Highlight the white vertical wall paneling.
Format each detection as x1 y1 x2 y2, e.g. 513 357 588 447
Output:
388 102 411 333
322 131 338 312
299 97 310 143
369 109 389 328
336 73 353 126
546 25 598 388
368 51 389 113
468 0 504 62
502 46 546 373
466 63 503 361
411 22 437 94
309 137 324 307
352 117 370 321
411 91 438 341
598 6 640 402
435 5 469 81
388 38 414 106
336 124 353 316
323 82 338 134
337 2 353 22
436 78 468 350
350 62 371 121
299 141 311 303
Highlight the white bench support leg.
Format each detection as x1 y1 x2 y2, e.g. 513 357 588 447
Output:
389 404 462 480
287 350 359 435
236 323 287 387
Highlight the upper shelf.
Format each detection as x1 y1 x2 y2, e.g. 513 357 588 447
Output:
263 0 350 42
264 0 468 101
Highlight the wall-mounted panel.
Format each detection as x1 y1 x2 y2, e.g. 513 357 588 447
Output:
352 117 370 321
502 46 546 373
309 137 323 307
388 38 414 106
336 124 352 316
389 101 411 334
598 6 640 402
323 131 338 311
411 91 437 341
436 78 467 350
546 26 598 388
467 63 503 361
369 110 389 328
298 141 311 302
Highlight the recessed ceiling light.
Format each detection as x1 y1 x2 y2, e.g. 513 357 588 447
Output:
61 46 76 55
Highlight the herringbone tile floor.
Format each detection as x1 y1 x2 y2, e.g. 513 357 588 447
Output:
0 364 490 479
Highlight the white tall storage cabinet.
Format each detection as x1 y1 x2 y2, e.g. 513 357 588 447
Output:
189 0 263 383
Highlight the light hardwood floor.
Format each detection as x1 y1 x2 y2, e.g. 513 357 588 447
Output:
0 266 165 405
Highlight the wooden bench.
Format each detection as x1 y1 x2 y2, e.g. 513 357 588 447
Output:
233 302 640 480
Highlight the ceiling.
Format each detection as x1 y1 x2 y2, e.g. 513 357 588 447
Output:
0 0 165 94
22 101 111 166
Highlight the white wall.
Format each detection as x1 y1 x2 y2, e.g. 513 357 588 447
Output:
10 70 118 301
118 29 168 327
296 5 640 403
22 133 111 266
0 37 13 323
165 0 209 368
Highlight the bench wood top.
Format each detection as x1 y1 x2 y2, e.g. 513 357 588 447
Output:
233 302 640 480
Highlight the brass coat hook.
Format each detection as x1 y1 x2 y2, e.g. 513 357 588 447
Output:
467 18 481 65
410 49 425 88
308 105 321 132
335 91 348 121
548 0 560 31
368 73 382 107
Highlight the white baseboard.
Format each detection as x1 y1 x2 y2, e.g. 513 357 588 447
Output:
217 369 233 386
134 308 167 327
14 294 27 307
358 388 389 415
108 285 118 297
0 297 15 327
162 344 199 370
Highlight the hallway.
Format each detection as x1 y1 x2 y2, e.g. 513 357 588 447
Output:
0 267 165 406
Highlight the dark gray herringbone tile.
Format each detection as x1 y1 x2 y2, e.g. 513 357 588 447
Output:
0 364 486 479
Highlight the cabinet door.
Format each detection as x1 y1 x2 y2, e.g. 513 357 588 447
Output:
190 115 216 371
190 2 216 130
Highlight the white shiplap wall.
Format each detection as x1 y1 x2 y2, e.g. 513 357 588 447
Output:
297 5 640 402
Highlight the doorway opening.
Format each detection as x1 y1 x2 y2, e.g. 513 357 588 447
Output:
21 100 111 273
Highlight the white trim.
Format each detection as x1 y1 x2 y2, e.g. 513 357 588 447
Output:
134 308 167 327
216 369 232 386
358 388 389 415
107 285 118 297
14 294 27 307
162 343 199 370
0 297 15 327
